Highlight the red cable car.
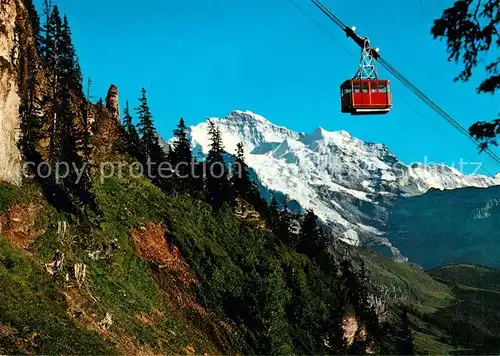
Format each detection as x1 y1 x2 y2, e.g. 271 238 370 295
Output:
340 38 392 115
340 79 392 115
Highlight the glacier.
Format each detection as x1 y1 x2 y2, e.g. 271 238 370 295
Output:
163 110 500 249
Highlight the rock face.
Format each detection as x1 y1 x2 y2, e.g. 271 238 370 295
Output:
89 85 122 162
0 0 24 185
105 84 119 121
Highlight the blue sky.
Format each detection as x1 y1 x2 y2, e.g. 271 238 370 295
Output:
36 0 499 174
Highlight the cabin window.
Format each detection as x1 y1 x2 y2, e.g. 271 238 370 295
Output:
362 83 369 93
352 83 361 92
379 82 387 93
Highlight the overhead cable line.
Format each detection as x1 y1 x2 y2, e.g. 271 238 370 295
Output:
300 0 500 168
289 0 351 54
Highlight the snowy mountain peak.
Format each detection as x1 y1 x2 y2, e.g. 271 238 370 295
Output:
228 110 270 124
187 110 303 155
301 127 328 143
164 110 500 247
301 127 354 146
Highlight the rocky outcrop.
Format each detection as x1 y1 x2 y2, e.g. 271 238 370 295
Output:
89 85 121 163
234 198 267 229
105 84 119 121
0 0 24 185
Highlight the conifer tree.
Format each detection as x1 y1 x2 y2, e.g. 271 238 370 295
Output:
231 142 260 202
165 141 175 162
115 120 129 155
206 120 232 208
122 101 141 159
171 117 194 194
172 118 192 162
339 258 382 350
135 88 164 164
43 5 62 159
260 261 293 354
40 0 53 62
276 200 299 247
45 5 62 78
73 57 84 98
359 259 370 286
37 4 97 216
339 259 362 308
191 160 206 198
59 15 81 95
135 88 167 186
51 85 95 215
298 210 325 256
266 195 280 233
325 298 348 355
44 8 84 161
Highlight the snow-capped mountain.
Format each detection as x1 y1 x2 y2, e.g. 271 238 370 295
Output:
165 110 500 249
191 111 303 154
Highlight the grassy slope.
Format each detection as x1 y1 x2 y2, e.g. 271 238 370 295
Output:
0 179 223 355
427 265 500 353
429 264 500 292
356 249 455 354
1 178 499 354
0 183 114 354
0 235 115 354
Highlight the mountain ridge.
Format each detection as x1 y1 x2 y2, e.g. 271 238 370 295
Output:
163 110 500 247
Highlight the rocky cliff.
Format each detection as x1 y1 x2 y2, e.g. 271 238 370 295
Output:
0 0 26 185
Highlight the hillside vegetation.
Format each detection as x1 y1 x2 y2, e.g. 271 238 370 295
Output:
1 175 500 355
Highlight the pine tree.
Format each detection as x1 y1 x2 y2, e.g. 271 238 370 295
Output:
325 297 348 355
122 101 142 159
59 15 83 98
45 5 62 77
276 200 299 247
191 160 205 198
266 195 280 233
231 142 260 202
260 261 293 354
171 117 194 194
46 7 84 162
51 84 95 214
206 120 232 208
339 258 382 350
135 88 167 185
40 0 53 62
298 210 324 256
339 259 362 308
37 5 97 216
44 5 62 159
115 119 129 154
73 57 84 98
359 259 370 287
135 88 163 164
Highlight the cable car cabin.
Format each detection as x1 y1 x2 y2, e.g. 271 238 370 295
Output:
340 80 392 115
